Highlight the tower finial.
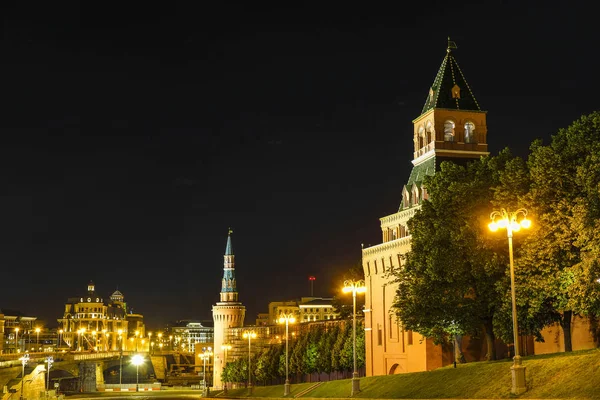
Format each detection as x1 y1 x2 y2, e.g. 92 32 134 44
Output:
447 37 458 53
228 227 233 235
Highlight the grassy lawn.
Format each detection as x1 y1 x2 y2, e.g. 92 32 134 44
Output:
220 348 600 399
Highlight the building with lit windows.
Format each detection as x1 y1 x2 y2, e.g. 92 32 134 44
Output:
57 281 145 351
267 297 340 325
361 40 491 376
0 310 37 354
168 320 214 352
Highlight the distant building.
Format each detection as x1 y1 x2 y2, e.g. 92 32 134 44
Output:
255 313 270 326
168 320 214 353
0 309 37 354
267 297 340 325
57 281 145 351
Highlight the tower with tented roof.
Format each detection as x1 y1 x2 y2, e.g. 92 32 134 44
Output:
361 39 490 376
212 229 246 389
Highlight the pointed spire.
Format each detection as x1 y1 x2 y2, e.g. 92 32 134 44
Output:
220 229 239 302
421 39 481 114
225 228 233 255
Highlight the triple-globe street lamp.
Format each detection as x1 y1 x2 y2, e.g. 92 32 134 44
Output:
342 279 366 396
278 314 296 396
19 354 29 400
242 330 257 395
199 346 213 395
489 207 532 395
45 356 54 396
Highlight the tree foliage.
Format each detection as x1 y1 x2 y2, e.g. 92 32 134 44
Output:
222 321 362 385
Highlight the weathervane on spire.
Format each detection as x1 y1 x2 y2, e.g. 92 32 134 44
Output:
228 227 233 235
447 37 458 53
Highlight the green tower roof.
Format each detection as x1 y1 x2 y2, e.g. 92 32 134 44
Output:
225 228 233 255
421 39 481 115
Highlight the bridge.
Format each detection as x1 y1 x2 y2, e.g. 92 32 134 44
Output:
0 351 203 399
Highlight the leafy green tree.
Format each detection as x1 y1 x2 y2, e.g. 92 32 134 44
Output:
392 150 523 361
511 112 600 352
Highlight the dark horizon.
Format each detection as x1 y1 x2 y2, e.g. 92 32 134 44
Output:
1 3 597 329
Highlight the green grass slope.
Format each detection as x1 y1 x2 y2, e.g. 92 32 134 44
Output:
221 349 600 399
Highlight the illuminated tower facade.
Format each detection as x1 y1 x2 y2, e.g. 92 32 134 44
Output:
362 40 489 376
212 230 246 389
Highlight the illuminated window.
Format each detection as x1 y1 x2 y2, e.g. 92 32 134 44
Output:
444 120 455 141
418 126 425 149
464 121 475 143
425 121 434 143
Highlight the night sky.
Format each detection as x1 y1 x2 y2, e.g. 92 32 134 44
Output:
1 3 597 329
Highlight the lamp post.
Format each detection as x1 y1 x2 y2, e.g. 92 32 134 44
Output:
45 356 54 396
15 328 20 354
200 346 213 395
221 344 231 392
118 329 123 386
35 328 41 352
342 279 366 396
242 331 257 395
489 207 531 395
148 332 152 354
278 314 296 396
19 354 29 400
131 354 144 392
58 329 63 351
102 329 107 351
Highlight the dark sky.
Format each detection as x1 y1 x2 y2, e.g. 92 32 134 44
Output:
1 3 597 329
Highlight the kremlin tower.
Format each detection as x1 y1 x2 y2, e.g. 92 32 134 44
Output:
212 229 246 389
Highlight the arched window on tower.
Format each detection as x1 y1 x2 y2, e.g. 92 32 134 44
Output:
444 120 455 142
426 121 434 144
418 126 425 151
464 121 476 143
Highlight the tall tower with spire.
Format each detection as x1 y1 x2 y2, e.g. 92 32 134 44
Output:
362 40 490 377
212 229 246 389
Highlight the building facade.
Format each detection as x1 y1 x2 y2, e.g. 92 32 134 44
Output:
57 282 144 351
266 297 340 325
169 320 214 353
0 310 37 354
212 231 246 389
362 41 490 376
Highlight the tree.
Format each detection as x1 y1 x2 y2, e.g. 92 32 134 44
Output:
391 150 523 361
511 112 600 352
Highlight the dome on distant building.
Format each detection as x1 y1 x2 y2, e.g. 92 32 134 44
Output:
111 290 124 302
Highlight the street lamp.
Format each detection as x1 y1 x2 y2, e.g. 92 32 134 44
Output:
342 279 366 396
242 331 257 395
221 344 231 392
58 329 63 350
131 354 144 392
199 346 213 395
278 314 296 396
35 328 41 351
45 356 54 396
19 354 29 400
15 328 20 354
148 332 152 354
489 207 531 395
118 329 123 386
102 329 107 351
